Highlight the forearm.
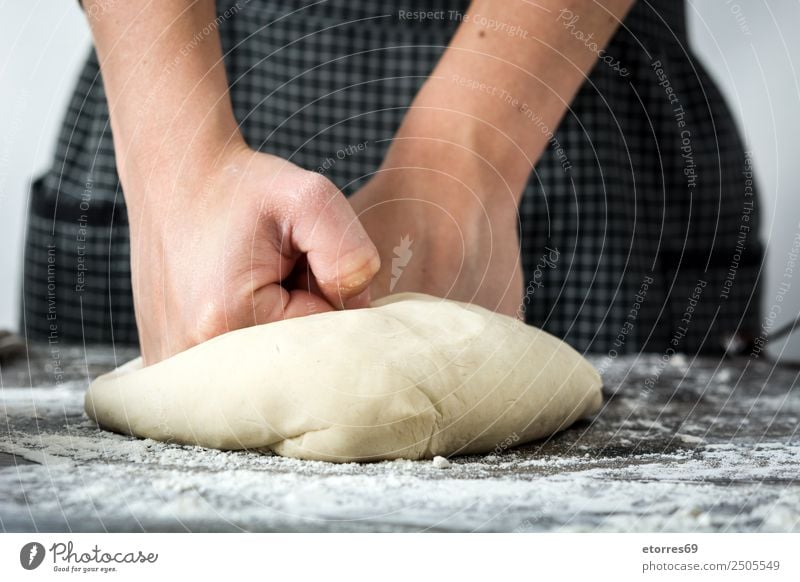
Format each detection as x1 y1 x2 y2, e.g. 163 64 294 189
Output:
83 0 243 210
386 0 635 211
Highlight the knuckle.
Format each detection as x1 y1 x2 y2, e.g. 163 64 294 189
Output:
298 172 339 206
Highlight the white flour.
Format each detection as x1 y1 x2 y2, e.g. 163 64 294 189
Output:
1 358 798 532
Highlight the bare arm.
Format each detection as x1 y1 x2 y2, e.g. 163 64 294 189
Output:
83 1 379 364
390 0 634 212
351 0 635 312
85 1 240 198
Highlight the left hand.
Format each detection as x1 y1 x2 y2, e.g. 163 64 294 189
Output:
348 167 524 317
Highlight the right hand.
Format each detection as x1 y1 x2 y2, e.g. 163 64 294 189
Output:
348 167 524 318
126 142 380 365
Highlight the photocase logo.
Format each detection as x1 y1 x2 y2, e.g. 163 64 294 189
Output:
19 542 45 570
390 235 413 292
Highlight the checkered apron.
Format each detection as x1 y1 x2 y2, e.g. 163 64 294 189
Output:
22 0 763 355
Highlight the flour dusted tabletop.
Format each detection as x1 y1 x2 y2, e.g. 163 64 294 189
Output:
1 345 798 532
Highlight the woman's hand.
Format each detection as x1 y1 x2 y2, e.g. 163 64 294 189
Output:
129 143 380 365
83 1 379 365
349 166 523 317
343 0 633 317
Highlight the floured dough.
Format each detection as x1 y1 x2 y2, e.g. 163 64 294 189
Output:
85 293 602 462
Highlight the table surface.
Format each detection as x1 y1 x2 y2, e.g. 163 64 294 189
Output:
1 345 798 532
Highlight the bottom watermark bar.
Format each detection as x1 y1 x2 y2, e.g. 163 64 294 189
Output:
1 533 797 579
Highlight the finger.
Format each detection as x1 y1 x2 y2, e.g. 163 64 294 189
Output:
250 283 334 327
288 174 380 309
284 255 323 299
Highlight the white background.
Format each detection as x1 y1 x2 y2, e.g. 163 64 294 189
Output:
1 533 799 580
1 1 798 359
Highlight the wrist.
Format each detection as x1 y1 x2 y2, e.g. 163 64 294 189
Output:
385 85 535 209
366 161 520 233
378 121 523 223
119 128 249 215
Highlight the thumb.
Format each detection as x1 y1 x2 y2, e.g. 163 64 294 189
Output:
288 174 380 309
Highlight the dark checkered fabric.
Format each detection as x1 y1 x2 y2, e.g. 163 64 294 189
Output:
22 0 763 354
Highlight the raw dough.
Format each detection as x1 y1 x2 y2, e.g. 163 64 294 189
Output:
85 293 602 462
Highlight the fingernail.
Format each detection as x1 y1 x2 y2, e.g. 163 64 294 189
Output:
338 247 381 291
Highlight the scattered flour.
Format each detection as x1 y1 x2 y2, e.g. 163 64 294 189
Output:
676 434 705 445
669 353 689 368
1 353 798 533
1 423 797 532
432 456 451 469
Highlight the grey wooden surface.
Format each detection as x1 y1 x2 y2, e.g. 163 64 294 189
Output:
1 344 798 532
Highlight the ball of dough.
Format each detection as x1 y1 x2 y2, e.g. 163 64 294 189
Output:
85 293 602 462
